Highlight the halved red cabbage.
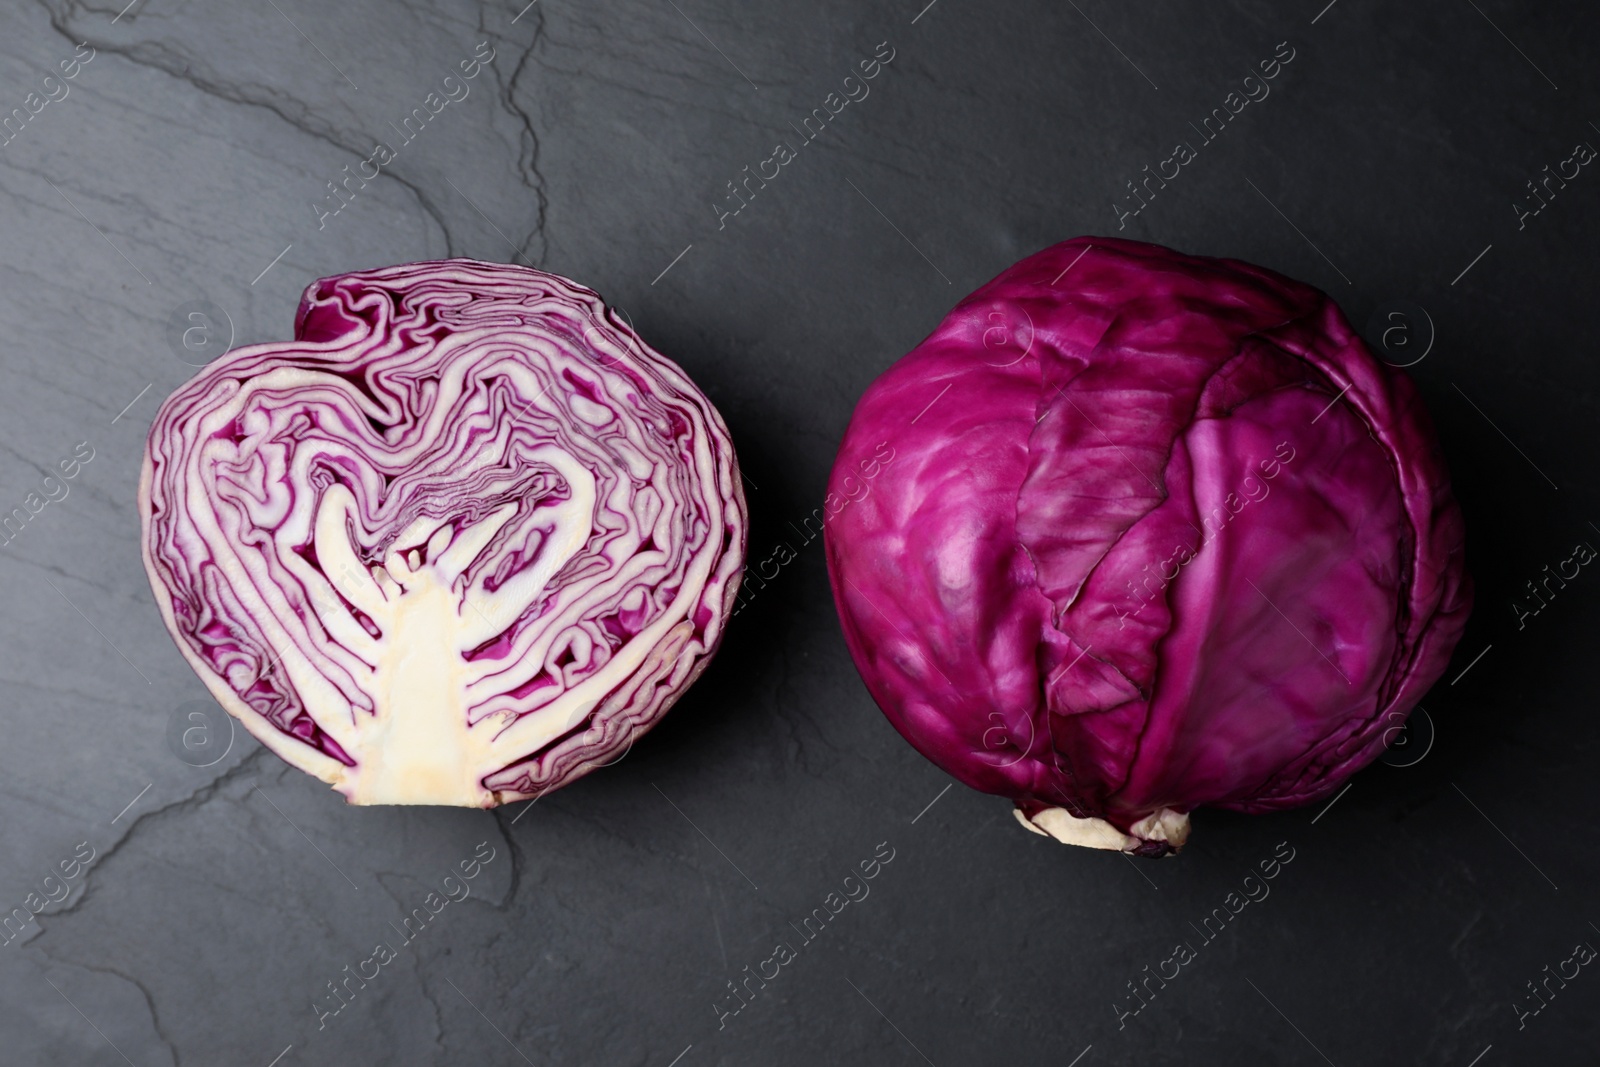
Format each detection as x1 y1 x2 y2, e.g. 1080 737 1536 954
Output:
825 237 1470 854
141 260 746 806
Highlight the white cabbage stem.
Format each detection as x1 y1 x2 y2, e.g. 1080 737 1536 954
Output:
1013 806 1190 853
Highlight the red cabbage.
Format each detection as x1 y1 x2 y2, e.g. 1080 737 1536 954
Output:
825 237 1471 855
140 259 746 806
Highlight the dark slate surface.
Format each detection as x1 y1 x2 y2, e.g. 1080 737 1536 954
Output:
0 0 1595 1063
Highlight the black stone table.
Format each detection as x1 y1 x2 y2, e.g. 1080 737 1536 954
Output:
0 1 1594 1063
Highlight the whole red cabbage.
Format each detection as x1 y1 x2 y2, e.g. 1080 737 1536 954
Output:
141 260 746 806
825 238 1470 855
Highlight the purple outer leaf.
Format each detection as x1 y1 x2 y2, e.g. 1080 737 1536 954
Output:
824 237 1470 854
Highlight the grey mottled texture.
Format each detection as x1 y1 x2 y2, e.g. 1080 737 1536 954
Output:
0 0 1595 1063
